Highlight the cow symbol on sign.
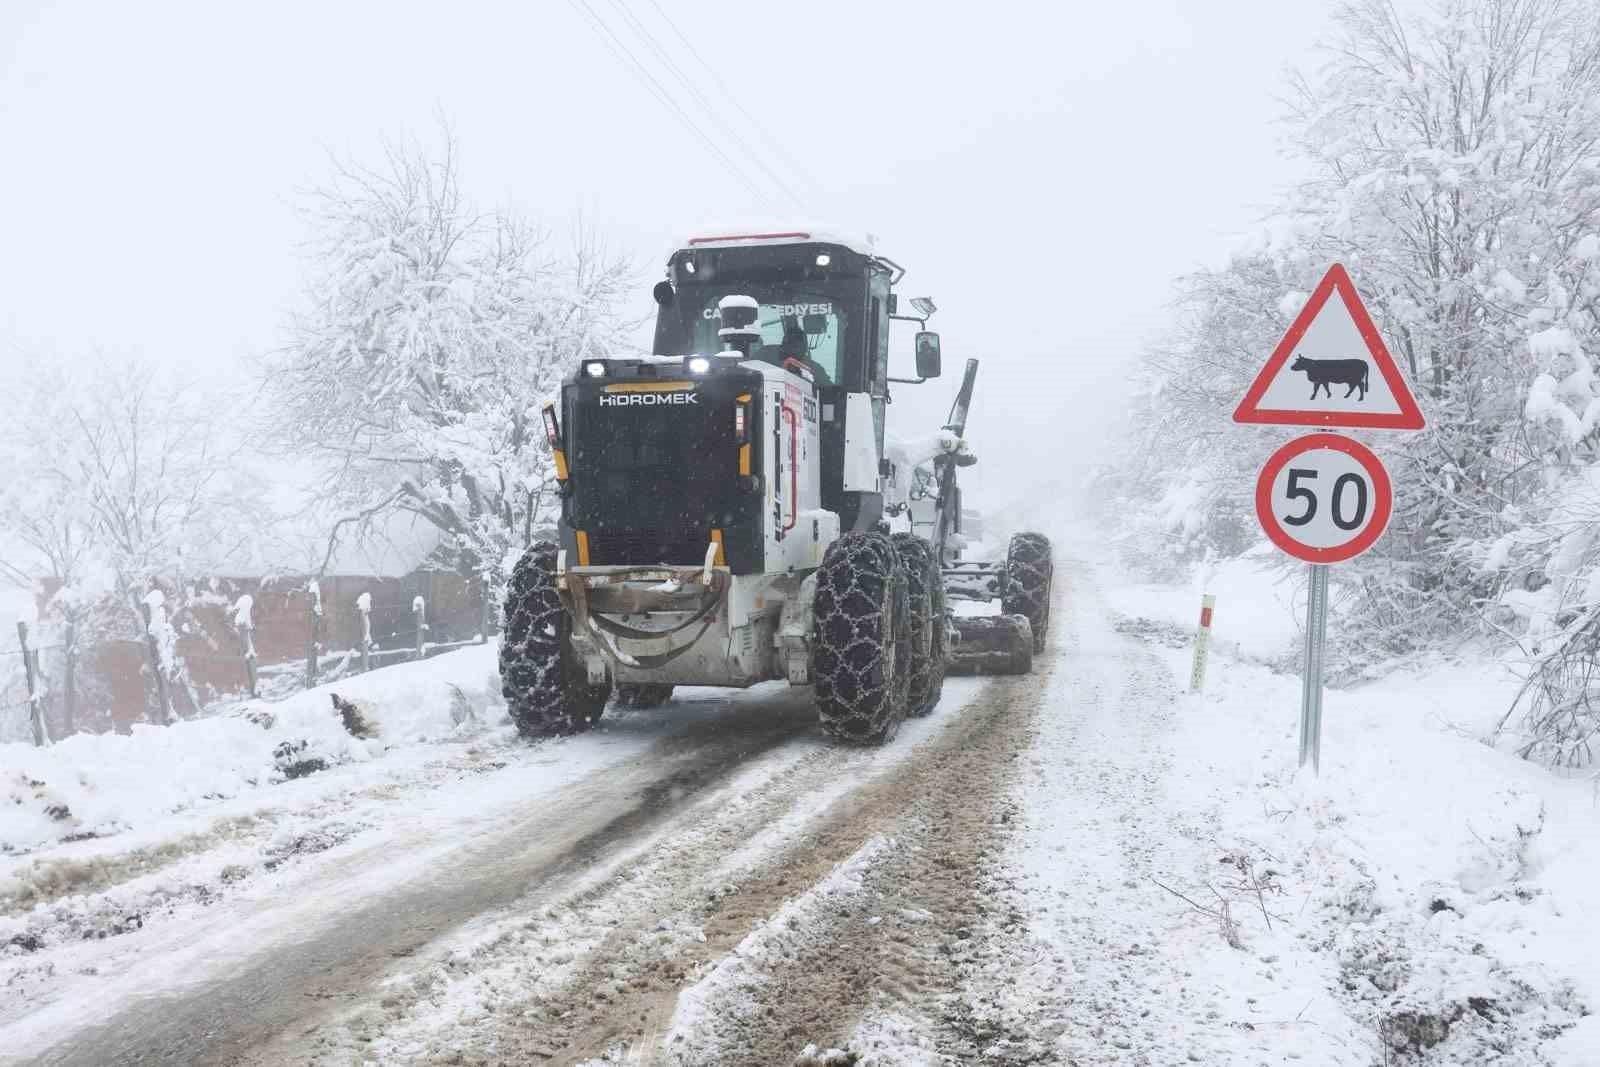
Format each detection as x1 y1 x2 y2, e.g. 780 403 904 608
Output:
1291 355 1369 402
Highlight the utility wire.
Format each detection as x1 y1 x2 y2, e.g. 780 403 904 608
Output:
606 0 807 212
567 0 774 208
641 0 824 202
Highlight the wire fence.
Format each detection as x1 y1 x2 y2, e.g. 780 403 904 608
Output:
4 578 498 747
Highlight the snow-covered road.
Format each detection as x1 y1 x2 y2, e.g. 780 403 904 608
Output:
5 548 1594 1065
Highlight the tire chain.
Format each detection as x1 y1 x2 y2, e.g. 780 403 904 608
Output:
891 532 947 716
813 531 912 743
1002 532 1054 654
499 541 609 737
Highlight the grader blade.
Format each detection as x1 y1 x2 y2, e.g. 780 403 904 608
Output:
947 614 1034 675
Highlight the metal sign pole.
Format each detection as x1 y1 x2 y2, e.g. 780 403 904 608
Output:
1239 264 1420 778
1299 564 1329 774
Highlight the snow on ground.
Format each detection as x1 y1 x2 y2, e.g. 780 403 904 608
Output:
0 644 532 1022
1 643 503 855
1085 551 1600 1064
5 527 1598 1065
1103 546 1299 663
0 662 761 1059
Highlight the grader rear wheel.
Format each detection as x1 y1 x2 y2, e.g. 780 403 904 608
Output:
812 531 912 744
891 532 946 716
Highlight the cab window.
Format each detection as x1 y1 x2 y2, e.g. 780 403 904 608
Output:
686 288 851 384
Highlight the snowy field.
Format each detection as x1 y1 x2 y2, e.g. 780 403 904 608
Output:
1090 552 1599 1065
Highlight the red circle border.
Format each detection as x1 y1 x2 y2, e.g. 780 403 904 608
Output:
1254 432 1393 564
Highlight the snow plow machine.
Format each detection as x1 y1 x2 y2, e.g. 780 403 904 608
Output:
500 230 1052 743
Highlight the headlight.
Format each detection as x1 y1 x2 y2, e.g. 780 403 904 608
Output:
687 356 711 374
584 361 606 378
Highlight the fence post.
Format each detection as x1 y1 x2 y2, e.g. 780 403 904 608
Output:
413 596 427 661
233 594 258 698
306 580 323 691
62 614 77 736
357 591 373 673
478 575 491 645
16 622 49 747
140 593 174 726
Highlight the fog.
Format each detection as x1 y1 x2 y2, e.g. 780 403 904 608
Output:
1 0 1329 506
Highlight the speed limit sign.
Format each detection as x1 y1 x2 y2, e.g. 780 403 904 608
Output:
1255 432 1392 564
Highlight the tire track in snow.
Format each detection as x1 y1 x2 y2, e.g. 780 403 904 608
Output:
996 558 1252 1065
646 578 1070 1065
22 694 820 1067
310 672 1007 1065
654 670 1051 1065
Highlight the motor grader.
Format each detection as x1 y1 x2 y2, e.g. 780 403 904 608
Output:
500 229 1052 742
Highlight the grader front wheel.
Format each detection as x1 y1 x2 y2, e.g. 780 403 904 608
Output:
499 541 611 738
1002 532 1054 654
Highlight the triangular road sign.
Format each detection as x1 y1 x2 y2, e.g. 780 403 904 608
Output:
1234 263 1425 430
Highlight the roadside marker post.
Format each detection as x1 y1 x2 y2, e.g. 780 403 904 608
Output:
1234 264 1425 774
1189 594 1216 692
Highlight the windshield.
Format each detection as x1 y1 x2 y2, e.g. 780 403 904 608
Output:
682 288 850 383
654 244 867 387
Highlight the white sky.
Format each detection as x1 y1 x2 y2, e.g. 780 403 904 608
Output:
0 0 1336 507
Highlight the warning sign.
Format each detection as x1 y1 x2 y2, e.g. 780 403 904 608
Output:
1234 264 1425 431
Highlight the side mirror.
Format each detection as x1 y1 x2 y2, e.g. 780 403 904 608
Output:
915 332 942 379
652 280 675 307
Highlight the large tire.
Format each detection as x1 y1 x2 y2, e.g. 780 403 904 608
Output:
615 684 674 709
891 532 946 716
499 542 611 738
813 531 911 744
1002 532 1053 654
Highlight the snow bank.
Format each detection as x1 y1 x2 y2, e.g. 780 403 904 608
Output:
1135 613 1599 1060
1191 656 1595 1061
1091 541 1600 1060
1105 549 1299 662
0 644 501 854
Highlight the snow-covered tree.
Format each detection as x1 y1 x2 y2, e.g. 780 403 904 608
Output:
0 357 260 727
269 135 635 587
1280 0 1600 653
1104 255 1307 577
1116 0 1600 675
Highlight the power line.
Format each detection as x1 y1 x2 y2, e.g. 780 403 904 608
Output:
641 0 824 202
606 0 807 212
567 0 774 208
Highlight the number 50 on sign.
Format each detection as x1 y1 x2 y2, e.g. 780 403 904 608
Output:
1255 433 1393 564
